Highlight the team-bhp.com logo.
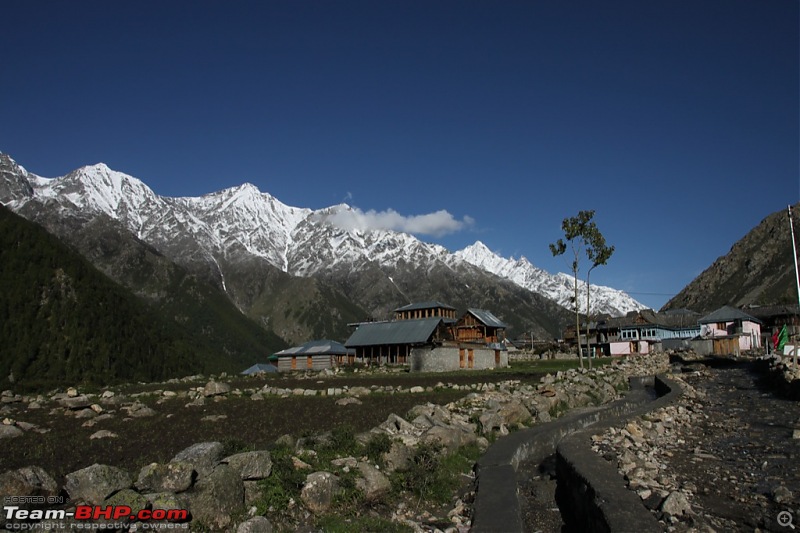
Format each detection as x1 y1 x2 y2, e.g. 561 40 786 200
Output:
4 504 189 529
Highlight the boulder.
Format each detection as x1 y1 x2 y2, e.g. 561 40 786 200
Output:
660 490 692 517
378 413 416 436
126 402 157 418
223 450 273 480
61 395 92 410
0 425 23 439
356 462 391 502
0 466 58 497
105 488 148 513
498 399 533 426
136 462 195 493
171 442 224 478
143 491 184 513
478 410 504 434
65 464 132 505
420 425 473 453
300 471 340 514
383 441 414 472
89 430 118 440
185 464 244 530
237 516 273 533
203 381 231 397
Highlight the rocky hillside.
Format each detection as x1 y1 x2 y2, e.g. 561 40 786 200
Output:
662 203 799 313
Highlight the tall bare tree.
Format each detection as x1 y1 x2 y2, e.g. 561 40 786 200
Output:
549 210 615 369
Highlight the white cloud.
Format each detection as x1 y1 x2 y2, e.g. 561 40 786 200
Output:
322 207 474 237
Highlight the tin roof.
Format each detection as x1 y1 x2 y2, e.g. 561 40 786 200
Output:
466 308 507 329
345 317 443 347
274 339 352 357
241 363 278 374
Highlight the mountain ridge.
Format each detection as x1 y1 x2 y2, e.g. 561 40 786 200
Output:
0 153 645 341
662 203 799 313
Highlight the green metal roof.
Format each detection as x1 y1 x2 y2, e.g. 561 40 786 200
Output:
345 318 443 347
466 308 507 329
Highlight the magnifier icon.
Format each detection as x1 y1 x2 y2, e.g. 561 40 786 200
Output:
779 511 795 529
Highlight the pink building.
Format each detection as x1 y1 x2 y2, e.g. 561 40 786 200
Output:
698 306 762 353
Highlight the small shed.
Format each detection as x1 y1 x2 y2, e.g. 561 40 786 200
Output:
241 363 279 375
272 339 352 372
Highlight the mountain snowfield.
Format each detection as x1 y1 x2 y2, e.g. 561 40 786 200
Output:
454 241 646 316
1 154 645 317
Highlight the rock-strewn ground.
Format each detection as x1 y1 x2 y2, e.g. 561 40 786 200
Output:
593 357 800 532
0 355 674 532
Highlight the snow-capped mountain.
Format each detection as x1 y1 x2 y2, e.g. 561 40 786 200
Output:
2 156 459 280
0 153 640 338
454 241 646 316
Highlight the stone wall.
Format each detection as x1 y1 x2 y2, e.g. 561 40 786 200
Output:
409 345 508 372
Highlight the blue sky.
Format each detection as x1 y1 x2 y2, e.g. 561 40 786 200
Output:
2 1 798 310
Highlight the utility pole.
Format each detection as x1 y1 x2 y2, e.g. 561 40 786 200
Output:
789 206 800 372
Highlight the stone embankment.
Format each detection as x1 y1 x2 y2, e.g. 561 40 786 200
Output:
0 354 670 532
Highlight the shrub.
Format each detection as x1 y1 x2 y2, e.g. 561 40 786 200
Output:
364 432 393 465
392 442 482 504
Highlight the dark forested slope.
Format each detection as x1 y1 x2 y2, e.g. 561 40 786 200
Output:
0 205 285 390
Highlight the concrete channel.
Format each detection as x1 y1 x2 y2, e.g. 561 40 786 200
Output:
471 373 683 532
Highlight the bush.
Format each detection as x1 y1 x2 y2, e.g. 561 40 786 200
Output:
364 432 393 465
392 442 481 504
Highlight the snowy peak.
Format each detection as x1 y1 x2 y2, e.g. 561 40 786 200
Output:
1 155 646 318
456 241 646 317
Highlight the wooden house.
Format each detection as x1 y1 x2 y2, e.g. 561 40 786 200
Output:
455 308 507 344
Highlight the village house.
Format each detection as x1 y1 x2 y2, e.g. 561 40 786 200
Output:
345 301 508 371
344 317 451 365
694 305 762 356
572 309 702 356
455 308 507 345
